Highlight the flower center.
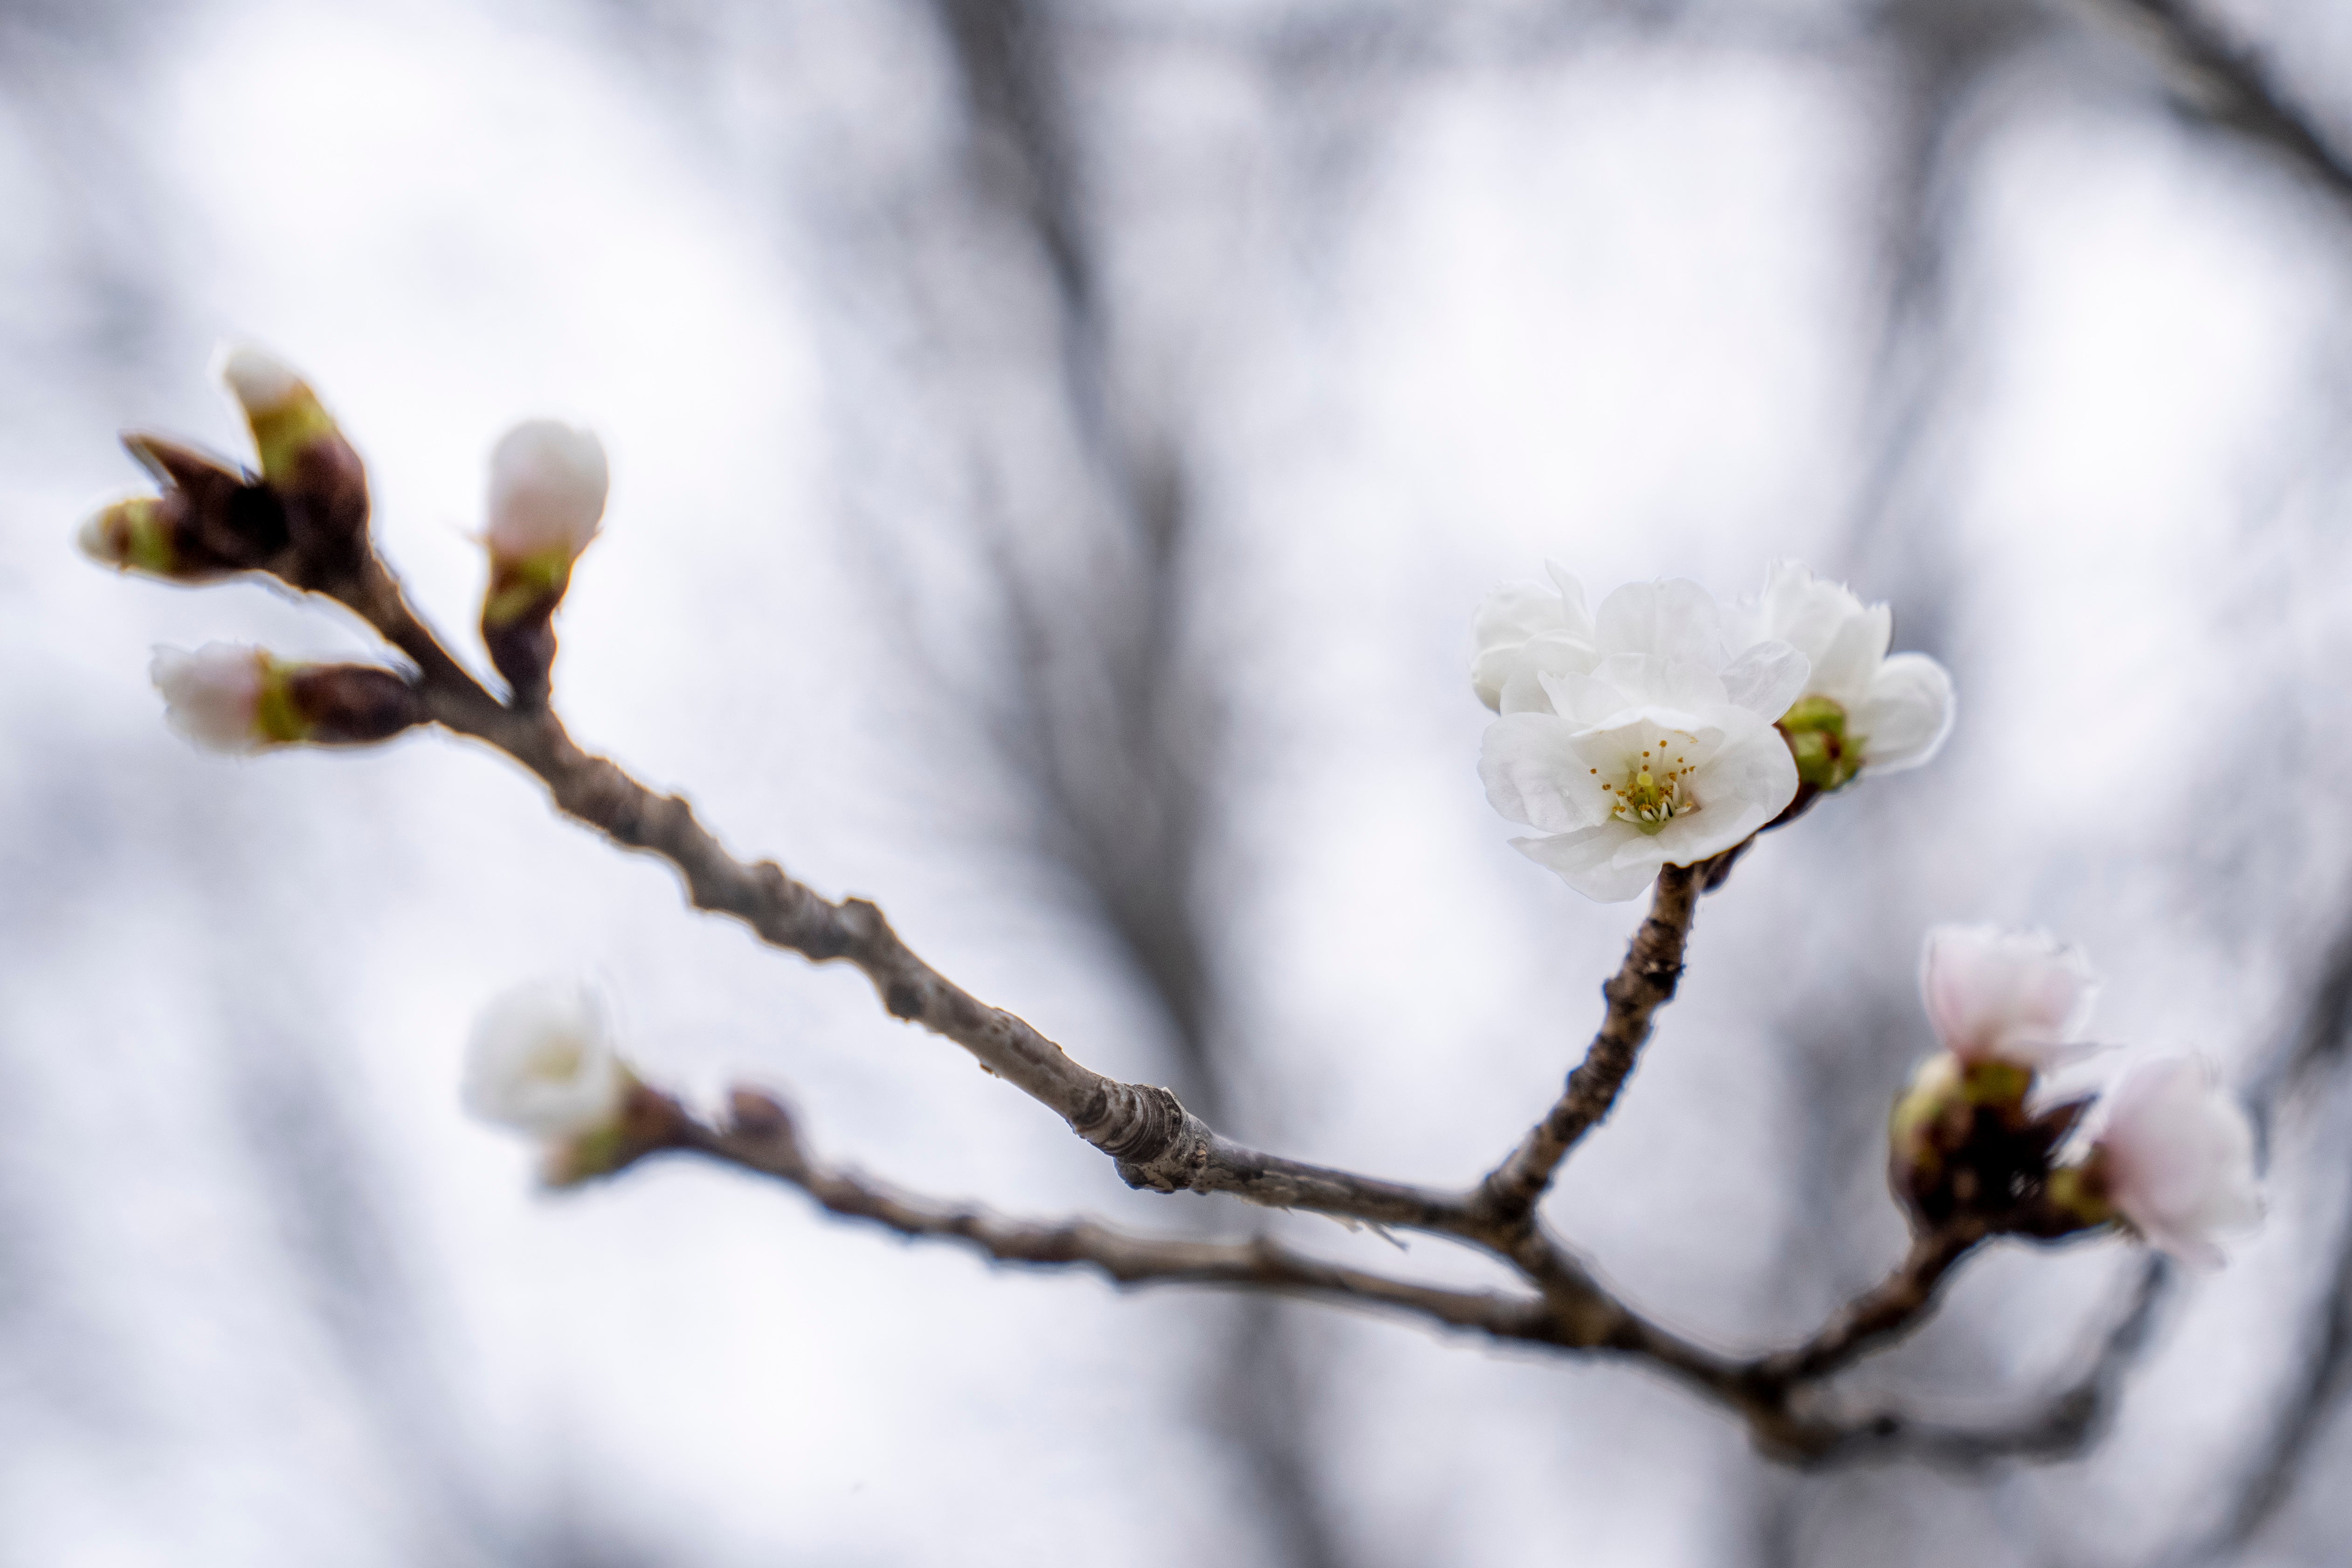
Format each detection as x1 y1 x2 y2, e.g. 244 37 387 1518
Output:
1598 740 1698 836
524 1035 585 1084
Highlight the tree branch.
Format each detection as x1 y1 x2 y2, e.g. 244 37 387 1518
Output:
2073 0 2352 207
297 543 2140 1471
1754 1223 1986 1383
673 1086 1554 1340
1471 863 1703 1227
642 1081 2159 1471
338 558 1476 1233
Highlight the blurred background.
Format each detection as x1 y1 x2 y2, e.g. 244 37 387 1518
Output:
5 0 2352 1562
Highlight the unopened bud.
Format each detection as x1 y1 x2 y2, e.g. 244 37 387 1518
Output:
1777 694 1859 793
81 495 195 578
79 435 290 583
480 420 608 704
1887 1049 2092 1236
486 420 608 571
285 663 428 744
215 344 371 580
462 980 683 1185
150 642 421 753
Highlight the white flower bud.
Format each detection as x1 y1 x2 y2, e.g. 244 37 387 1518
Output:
1920 924 2099 1069
76 506 114 562
150 643 276 753
2089 1057 2262 1269
216 344 304 416
486 420 608 566
462 980 628 1140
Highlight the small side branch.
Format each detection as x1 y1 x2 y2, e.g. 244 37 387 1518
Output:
1754 1223 1986 1384
1791 1252 2170 1468
1472 863 1703 1226
679 1089 1558 1344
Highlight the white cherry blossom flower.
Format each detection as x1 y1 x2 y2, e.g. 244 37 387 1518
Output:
486 420 609 568
1733 560 1954 787
150 643 282 753
2088 1057 2261 1269
462 980 628 1140
1920 924 2099 1069
1479 580 1807 902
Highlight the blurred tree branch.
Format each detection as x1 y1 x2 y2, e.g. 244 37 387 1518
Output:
931 2 1344 1556
2071 0 2352 204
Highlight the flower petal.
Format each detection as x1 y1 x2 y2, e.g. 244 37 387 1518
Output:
1720 638 1810 720
1751 560 1862 665
1541 562 1596 640
1855 652 1956 773
1588 652 1731 715
1669 725 1797 857
1482 632 1604 715
1480 713 1607 833
1594 579 1725 665
1538 667 1638 728
1567 710 1731 774
2094 1057 2261 1270
1513 826 1662 903
1920 924 2098 1067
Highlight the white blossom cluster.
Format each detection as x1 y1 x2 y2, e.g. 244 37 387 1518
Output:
1472 562 1953 902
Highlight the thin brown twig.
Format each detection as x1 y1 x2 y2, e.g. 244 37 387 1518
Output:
1756 1223 1986 1384
680 1087 1556 1340
1472 863 1704 1227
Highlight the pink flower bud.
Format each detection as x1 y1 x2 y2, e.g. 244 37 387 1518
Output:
149 643 276 753
2090 1057 2262 1270
486 420 608 567
149 643 421 752
1920 924 2099 1069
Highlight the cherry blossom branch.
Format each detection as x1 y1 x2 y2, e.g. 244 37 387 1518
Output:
142 463 2141 1469
325 562 2095 1456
